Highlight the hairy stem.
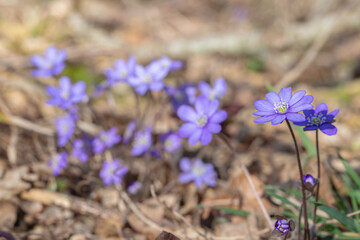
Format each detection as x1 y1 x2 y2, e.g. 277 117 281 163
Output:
313 129 321 227
218 134 273 229
285 120 309 240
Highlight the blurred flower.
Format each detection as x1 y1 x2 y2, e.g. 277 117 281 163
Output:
128 181 142 194
148 56 182 76
179 158 217 188
198 78 226 100
49 152 68 176
160 131 181 153
46 76 87 109
127 62 168 95
105 56 136 86
100 159 128 187
93 128 121 154
93 81 109 97
55 114 75 147
253 87 313 125
72 136 93 162
131 127 152 156
177 96 227 145
302 174 317 191
294 103 339 136
31 46 66 77
123 120 137 145
150 147 162 159
166 84 197 111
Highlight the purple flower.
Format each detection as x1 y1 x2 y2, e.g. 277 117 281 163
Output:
131 127 152 156
46 76 87 109
92 128 121 154
127 62 167 95
198 78 226 100
72 137 92 162
274 219 291 235
253 87 314 125
123 121 137 145
49 152 68 176
166 84 197 111
55 114 75 147
179 158 217 188
177 96 227 145
294 103 339 136
303 174 316 186
99 159 128 187
105 56 136 86
30 46 66 77
160 132 182 153
150 147 162 159
148 56 182 76
128 181 142 194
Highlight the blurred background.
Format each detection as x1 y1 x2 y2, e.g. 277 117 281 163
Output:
1 0 360 239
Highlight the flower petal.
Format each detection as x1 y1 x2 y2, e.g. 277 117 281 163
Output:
304 126 318 130
180 158 191 171
200 130 213 145
290 95 314 108
286 113 305 122
177 105 198 122
210 110 227 123
178 123 197 137
198 82 211 98
271 115 286 125
303 109 315 116
293 121 307 126
253 111 275 116
206 123 221 133
279 87 292 102
195 96 209 114
188 129 202 145
288 104 313 113
327 109 339 121
320 123 337 136
179 172 194 183
254 100 274 111
289 90 306 106
265 92 280 104
254 115 276 124
315 103 328 114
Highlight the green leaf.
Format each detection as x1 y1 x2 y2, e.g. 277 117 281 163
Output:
317 203 359 232
197 204 250 217
339 153 360 189
266 190 300 210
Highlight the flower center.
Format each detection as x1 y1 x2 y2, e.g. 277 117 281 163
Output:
144 75 152 83
165 139 172 148
61 90 70 99
274 102 288 114
197 115 208 127
307 113 326 126
120 70 127 78
135 135 149 147
100 135 108 142
209 91 215 100
193 165 205 176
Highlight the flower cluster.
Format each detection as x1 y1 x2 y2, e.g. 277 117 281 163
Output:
31 46 66 77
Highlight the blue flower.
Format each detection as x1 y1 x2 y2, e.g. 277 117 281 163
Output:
294 103 339 136
55 114 75 147
72 136 93 162
253 87 314 125
166 84 197 111
274 219 291 235
127 62 167 95
92 128 121 154
30 46 66 77
178 158 217 188
160 132 182 153
105 56 136 86
198 78 226 100
123 120 137 145
46 76 87 109
131 127 152 156
100 159 128 187
177 96 227 145
49 152 68 176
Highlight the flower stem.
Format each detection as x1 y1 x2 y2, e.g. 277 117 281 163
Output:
313 129 321 226
285 120 309 240
217 133 273 229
